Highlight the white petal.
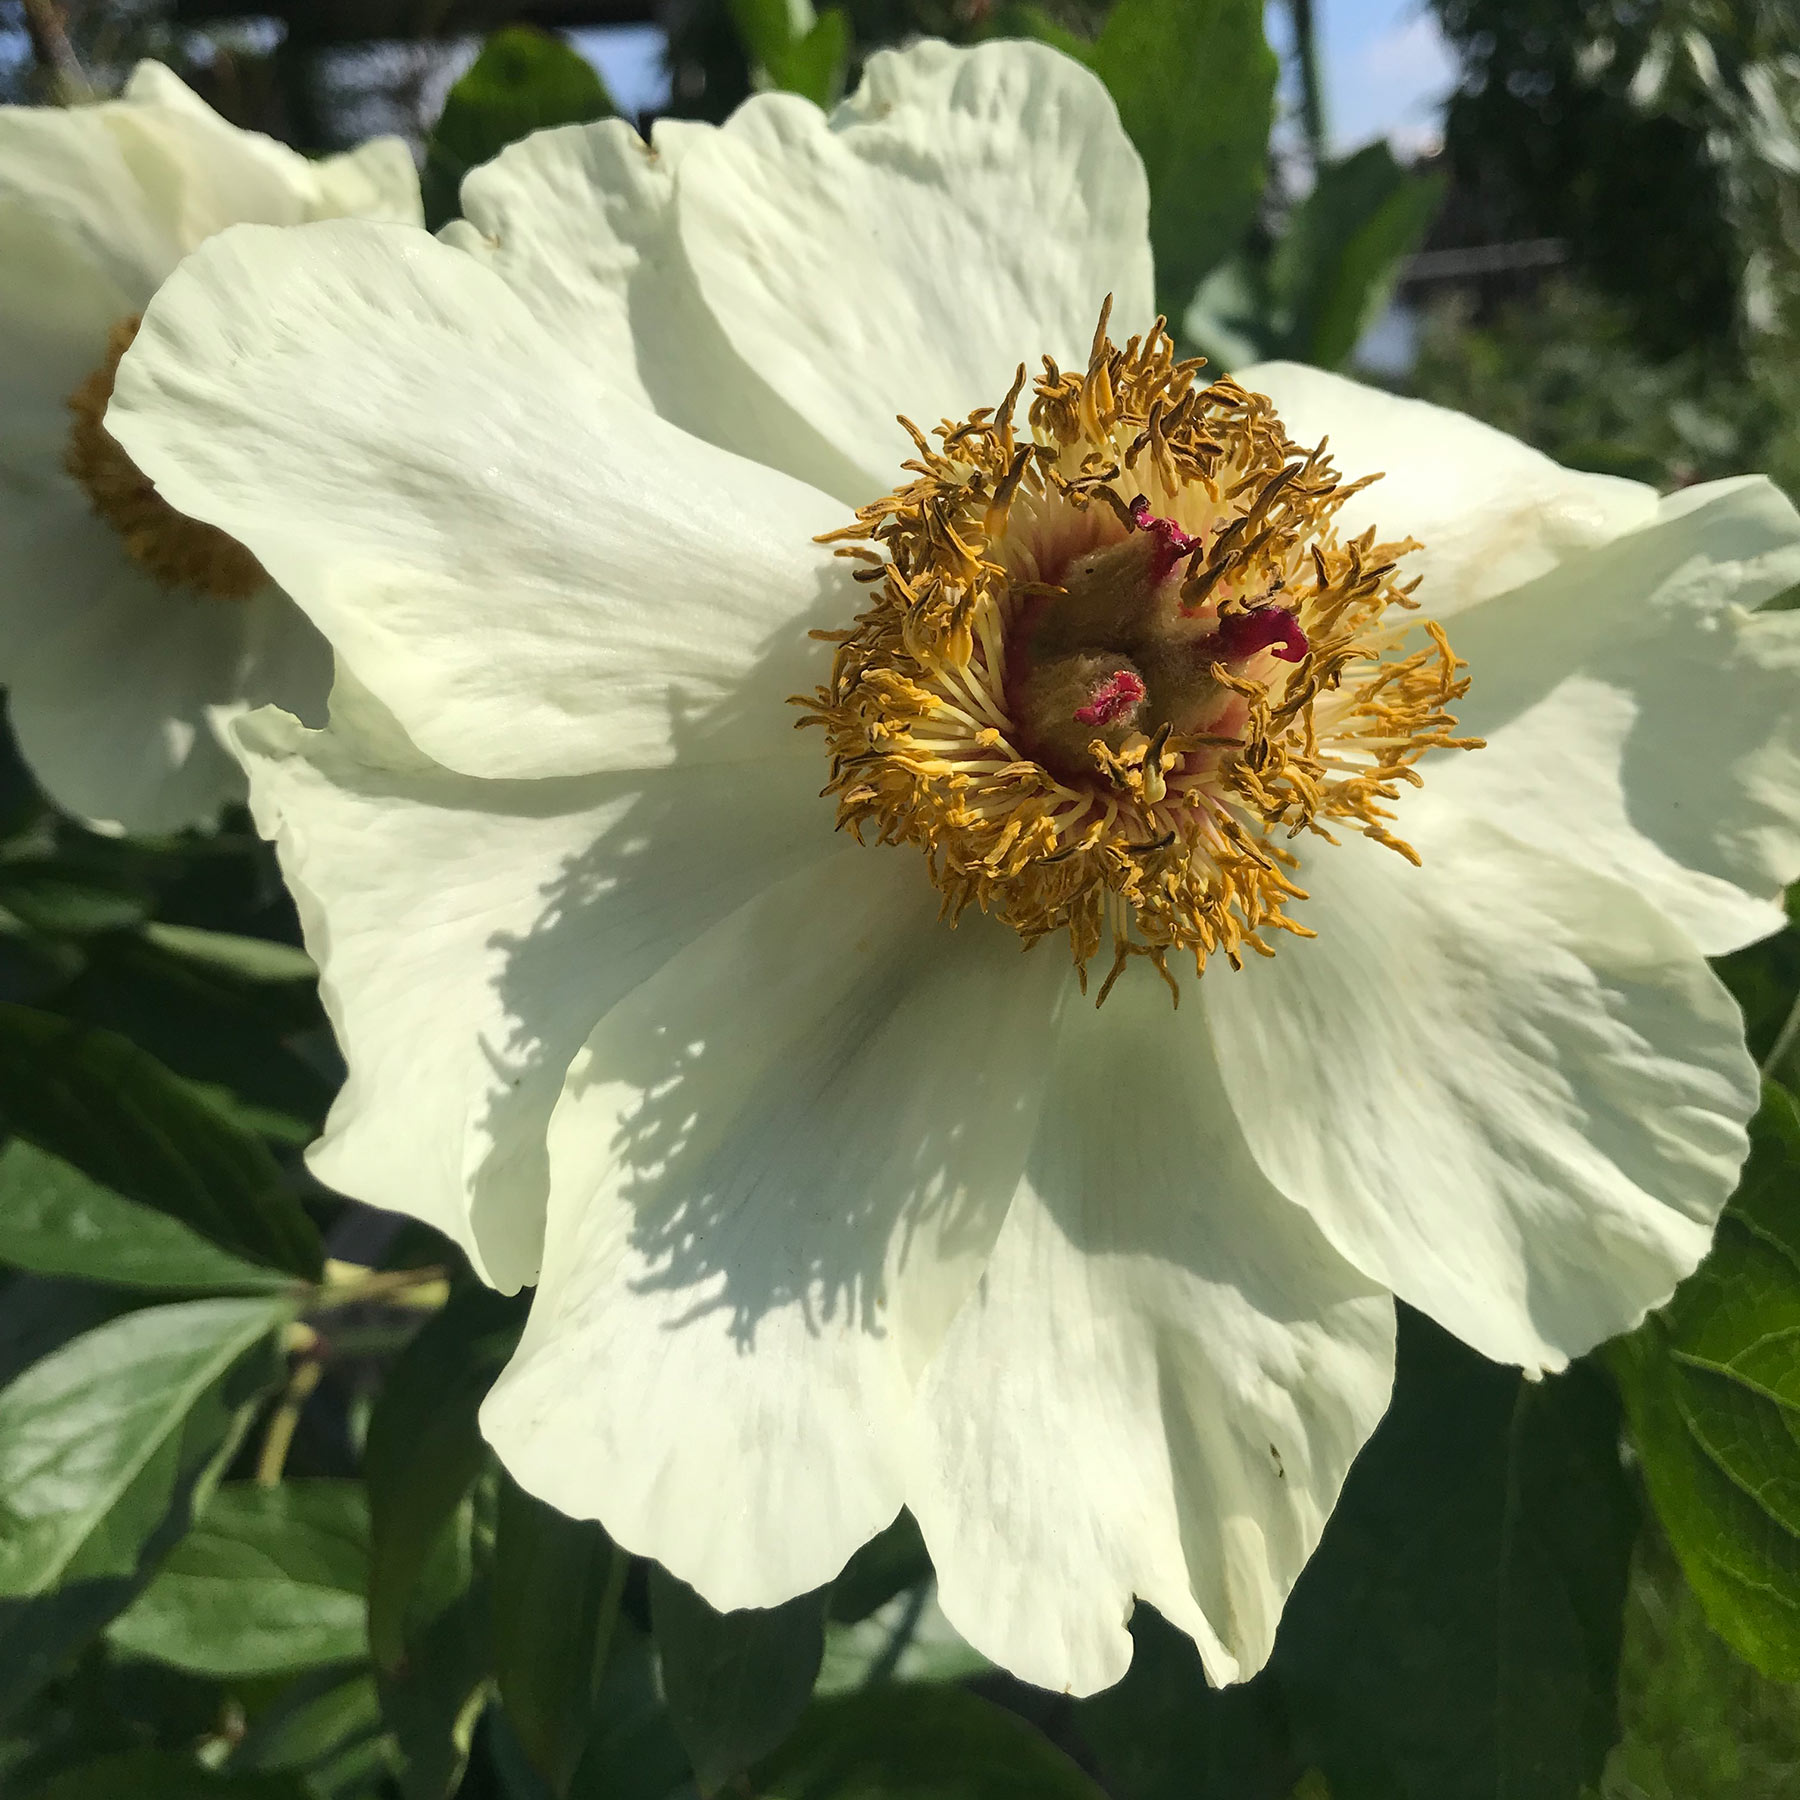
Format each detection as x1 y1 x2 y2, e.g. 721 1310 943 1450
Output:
108 219 850 782
1204 797 1758 1372
482 855 1068 1607
674 39 1154 492
906 975 1395 1696
108 62 419 241
1238 362 1659 617
0 94 178 308
1432 475 1800 954
310 138 424 227
233 682 842 1291
443 120 864 502
0 489 315 834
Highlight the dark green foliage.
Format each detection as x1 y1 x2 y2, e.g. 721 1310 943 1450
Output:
651 1565 827 1795
1273 1312 1638 1800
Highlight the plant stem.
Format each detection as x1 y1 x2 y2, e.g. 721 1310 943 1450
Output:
20 0 91 103
256 1355 324 1487
1290 0 1328 169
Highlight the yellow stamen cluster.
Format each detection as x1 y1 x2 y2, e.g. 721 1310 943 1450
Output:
65 316 266 602
796 306 1479 1001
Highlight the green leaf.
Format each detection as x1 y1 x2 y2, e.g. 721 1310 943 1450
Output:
815 1585 990 1697
0 1142 297 1294
1183 251 1281 372
766 9 849 109
650 1565 826 1796
1088 0 1278 318
1269 141 1444 370
0 1296 292 1598
752 1684 1108 1798
140 923 316 986
1075 1607 1298 1800
24 1749 309 1799
828 1511 931 1624
423 26 614 229
377 1479 495 1800
230 1664 393 1796
64 932 332 1143
1614 1084 1800 1681
566 1617 693 1800
0 1005 322 1280
108 1480 369 1676
1272 1310 1637 1800
727 0 848 107
976 4 1088 62
0 861 150 937
365 1285 524 1674
493 1476 627 1796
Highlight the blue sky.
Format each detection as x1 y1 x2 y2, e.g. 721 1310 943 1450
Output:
581 3 1458 153
1268 0 1457 156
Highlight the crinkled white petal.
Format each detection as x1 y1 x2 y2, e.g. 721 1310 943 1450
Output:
109 219 849 783
0 488 322 834
674 38 1154 492
906 975 1395 1697
442 120 864 503
1205 796 1758 1373
233 679 840 1291
482 856 1068 1607
1239 362 1659 617
1432 475 1800 955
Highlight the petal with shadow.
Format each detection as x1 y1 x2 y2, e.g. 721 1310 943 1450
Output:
482 853 1068 1608
675 39 1153 494
907 974 1395 1697
108 218 850 784
1204 796 1758 1374
443 119 865 505
233 683 839 1292
1430 475 1800 954
1239 362 1658 619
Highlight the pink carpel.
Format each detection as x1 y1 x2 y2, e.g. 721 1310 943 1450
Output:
1208 606 1309 665
1129 495 1201 581
1074 668 1147 726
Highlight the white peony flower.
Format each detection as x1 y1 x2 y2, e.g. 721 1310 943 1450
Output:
106 40 1800 1694
0 61 420 832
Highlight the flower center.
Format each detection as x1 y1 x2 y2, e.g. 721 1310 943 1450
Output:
798 304 1480 1003
64 317 266 602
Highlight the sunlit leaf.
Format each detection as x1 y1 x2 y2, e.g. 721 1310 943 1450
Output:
0 1296 291 1598
0 1142 297 1294
1089 0 1277 318
0 1006 323 1279
423 26 614 228
109 1480 369 1676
